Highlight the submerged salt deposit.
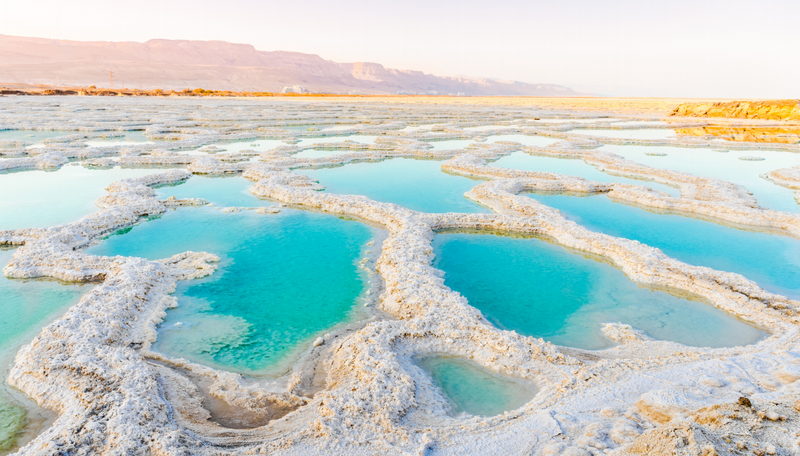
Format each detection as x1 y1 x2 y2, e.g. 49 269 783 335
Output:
1 96 800 455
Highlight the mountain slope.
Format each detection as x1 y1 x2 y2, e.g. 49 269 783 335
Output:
0 34 576 96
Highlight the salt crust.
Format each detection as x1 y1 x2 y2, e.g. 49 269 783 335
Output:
763 166 800 205
1 99 800 454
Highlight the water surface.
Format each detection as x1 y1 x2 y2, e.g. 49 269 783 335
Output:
0 248 90 454
0 165 156 230
417 356 536 416
433 231 764 349
0 130 70 147
529 193 800 299
298 158 489 213
601 145 800 212
156 175 265 208
86 207 377 374
490 152 680 196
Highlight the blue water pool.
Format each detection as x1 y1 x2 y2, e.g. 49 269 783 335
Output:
0 248 90 453
298 158 490 213
86 207 378 375
601 145 800 212
156 175 266 208
490 151 680 196
433 231 765 349
417 356 536 416
529 193 800 300
0 165 157 231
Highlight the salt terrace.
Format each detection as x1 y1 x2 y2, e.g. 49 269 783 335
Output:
1 96 800 455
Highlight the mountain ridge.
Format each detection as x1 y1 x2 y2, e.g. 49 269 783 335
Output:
0 34 577 96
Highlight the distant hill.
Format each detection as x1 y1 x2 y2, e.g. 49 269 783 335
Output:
0 34 577 96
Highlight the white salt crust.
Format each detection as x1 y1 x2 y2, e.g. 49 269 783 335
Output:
1 98 800 455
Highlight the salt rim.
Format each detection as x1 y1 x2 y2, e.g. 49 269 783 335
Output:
1 98 800 454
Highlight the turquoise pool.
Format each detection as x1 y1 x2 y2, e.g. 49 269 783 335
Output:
86 207 378 375
433 231 764 349
529 193 800 300
0 248 90 454
0 165 157 231
490 151 680 196
601 144 800 213
417 356 536 417
298 158 490 213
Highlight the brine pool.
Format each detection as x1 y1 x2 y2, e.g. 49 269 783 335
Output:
298 158 490 213
0 165 158 231
0 248 90 454
600 145 800 212
86 204 379 375
528 193 800 300
433 231 765 349
490 151 681 196
0 130 70 146
416 356 537 417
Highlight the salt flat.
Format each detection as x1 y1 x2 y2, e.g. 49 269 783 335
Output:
1 96 800 455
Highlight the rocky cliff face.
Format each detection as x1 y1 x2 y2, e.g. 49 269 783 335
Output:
671 100 800 120
0 34 576 96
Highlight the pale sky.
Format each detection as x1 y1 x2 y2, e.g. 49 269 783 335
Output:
2 0 798 98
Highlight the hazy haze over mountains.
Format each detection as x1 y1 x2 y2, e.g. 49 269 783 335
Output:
0 34 577 96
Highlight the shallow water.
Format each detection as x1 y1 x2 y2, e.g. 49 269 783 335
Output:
0 130 69 147
298 158 490 213
601 145 800 212
529 193 800 300
86 207 377 375
156 175 265 208
433 231 765 349
570 128 677 140
417 356 536 416
0 165 157 230
484 134 560 148
490 151 680 196
0 248 90 454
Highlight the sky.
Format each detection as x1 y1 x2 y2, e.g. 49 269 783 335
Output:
1 0 799 98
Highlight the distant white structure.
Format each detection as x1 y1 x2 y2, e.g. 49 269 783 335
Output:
281 85 308 94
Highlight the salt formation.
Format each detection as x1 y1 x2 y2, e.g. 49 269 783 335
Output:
764 166 800 205
1 97 800 455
